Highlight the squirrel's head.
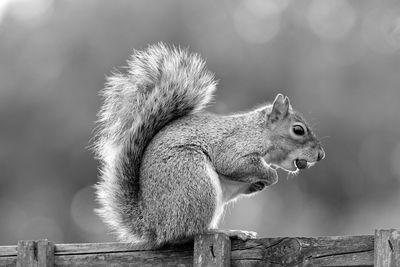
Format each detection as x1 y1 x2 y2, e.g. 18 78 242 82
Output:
264 94 325 173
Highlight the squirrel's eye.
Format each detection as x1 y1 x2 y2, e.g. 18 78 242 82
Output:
292 125 305 136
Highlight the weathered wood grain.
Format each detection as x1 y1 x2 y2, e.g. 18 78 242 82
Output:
231 235 374 266
0 232 391 266
0 256 17 267
0 246 17 257
193 233 231 267
14 240 55 267
375 229 400 267
55 243 193 267
0 245 17 267
54 242 151 255
37 240 55 267
16 241 35 267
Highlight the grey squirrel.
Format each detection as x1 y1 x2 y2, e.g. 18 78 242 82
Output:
93 43 325 248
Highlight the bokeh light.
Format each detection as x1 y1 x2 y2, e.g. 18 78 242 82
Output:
362 3 400 53
10 0 53 22
0 0 11 25
308 0 356 40
233 0 281 44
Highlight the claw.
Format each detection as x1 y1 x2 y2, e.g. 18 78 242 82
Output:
234 230 257 240
209 229 258 241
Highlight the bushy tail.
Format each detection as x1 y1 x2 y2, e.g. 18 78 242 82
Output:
93 43 217 242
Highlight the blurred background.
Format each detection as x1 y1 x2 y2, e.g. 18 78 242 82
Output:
1 0 400 245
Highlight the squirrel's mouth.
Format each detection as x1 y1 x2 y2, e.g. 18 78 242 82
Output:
271 158 316 173
271 158 310 173
270 162 297 172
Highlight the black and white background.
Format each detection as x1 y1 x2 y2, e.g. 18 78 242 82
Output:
1 0 400 244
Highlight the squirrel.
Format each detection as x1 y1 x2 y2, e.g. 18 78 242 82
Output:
93 43 325 248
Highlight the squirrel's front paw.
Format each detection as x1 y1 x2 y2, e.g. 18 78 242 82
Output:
265 166 278 185
245 179 277 195
247 181 267 193
244 167 277 186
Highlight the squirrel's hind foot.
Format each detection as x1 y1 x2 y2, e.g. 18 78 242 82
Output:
208 229 257 241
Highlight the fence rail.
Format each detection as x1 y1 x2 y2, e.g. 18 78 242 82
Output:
0 229 399 266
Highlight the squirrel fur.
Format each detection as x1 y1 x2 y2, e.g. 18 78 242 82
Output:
94 43 325 248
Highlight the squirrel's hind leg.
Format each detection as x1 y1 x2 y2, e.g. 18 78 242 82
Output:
140 149 219 247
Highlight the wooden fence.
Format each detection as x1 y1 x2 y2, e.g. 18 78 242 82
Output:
0 229 399 266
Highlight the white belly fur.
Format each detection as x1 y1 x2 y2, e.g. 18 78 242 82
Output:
206 164 251 229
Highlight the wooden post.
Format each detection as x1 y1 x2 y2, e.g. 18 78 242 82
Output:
17 240 35 267
374 229 400 267
37 240 54 267
17 240 54 267
193 233 231 267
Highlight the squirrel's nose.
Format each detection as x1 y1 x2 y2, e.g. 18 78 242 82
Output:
317 147 325 161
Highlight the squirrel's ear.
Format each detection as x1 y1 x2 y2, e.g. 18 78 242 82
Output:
268 94 290 123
